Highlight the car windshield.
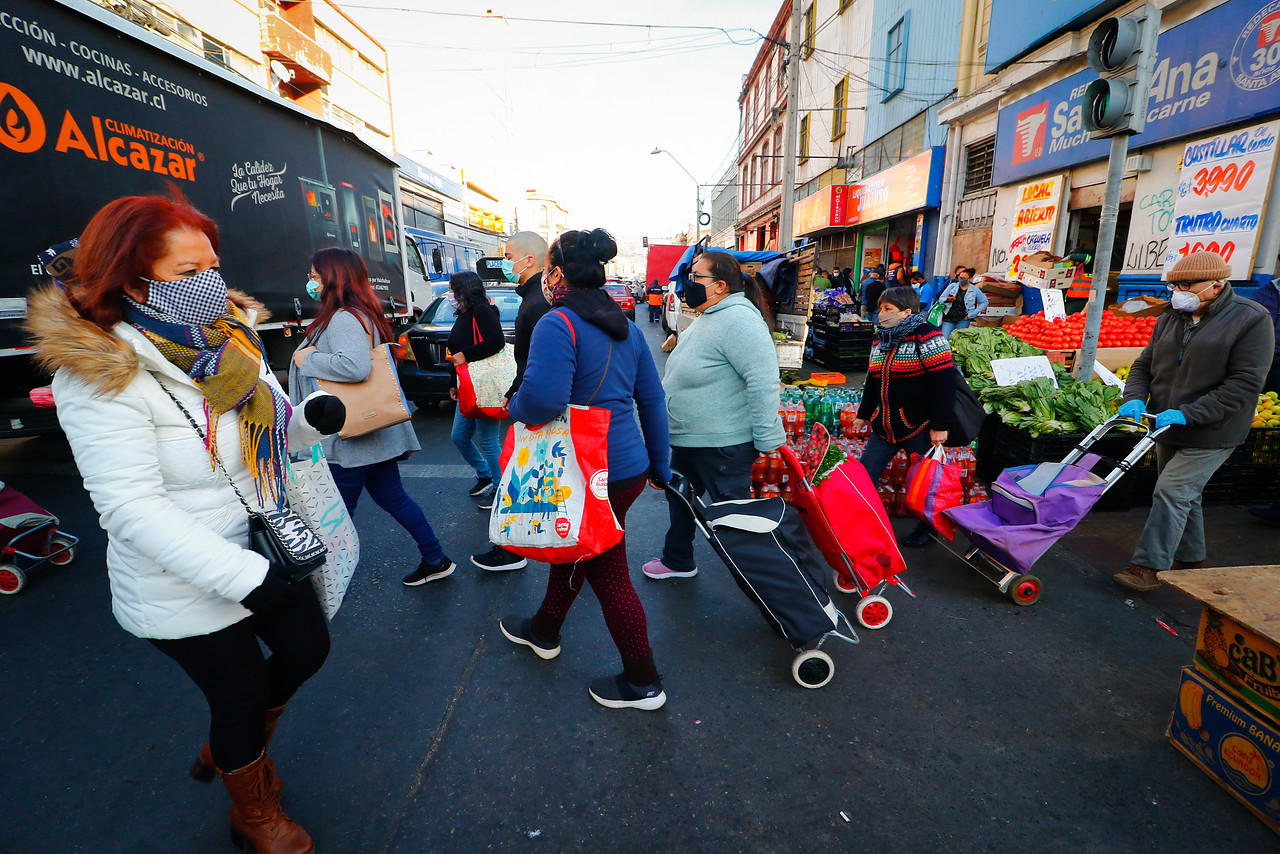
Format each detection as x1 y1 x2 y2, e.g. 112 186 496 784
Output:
423 290 521 325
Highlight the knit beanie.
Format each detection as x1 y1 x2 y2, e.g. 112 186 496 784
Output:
1168 251 1230 283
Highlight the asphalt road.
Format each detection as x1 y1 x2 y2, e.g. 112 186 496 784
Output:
1 317 1277 853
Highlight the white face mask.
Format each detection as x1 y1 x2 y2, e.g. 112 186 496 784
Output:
446 291 461 313
1170 282 1215 312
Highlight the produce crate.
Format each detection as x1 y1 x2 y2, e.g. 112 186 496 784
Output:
1125 429 1280 507
1238 428 1280 503
1117 282 1168 301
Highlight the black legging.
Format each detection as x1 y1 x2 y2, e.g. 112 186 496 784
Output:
150 588 330 772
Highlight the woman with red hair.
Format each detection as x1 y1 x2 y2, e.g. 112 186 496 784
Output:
289 247 453 587
26 193 345 854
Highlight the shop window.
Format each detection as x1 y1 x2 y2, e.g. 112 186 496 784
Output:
884 15 908 100
772 130 782 183
962 138 996 196
832 76 847 141
901 112 925 159
800 113 810 164
803 5 815 58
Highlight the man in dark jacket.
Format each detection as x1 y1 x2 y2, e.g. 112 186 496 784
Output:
472 230 549 572
646 279 665 322
1114 252 1273 590
861 268 886 324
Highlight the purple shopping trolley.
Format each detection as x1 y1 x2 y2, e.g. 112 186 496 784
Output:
939 415 1165 606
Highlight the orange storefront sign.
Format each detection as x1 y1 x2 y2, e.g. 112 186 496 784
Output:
793 148 941 235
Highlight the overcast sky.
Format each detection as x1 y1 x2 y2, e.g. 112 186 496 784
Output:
340 1 782 242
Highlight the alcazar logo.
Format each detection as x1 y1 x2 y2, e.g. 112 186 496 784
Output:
0 82 45 153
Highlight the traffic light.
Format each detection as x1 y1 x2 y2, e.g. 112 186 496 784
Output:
1082 4 1161 138
642 236 649 248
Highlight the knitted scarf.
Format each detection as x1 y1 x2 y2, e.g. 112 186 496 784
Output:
876 308 928 350
124 299 290 508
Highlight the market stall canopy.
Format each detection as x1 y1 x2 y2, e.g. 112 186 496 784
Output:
668 246 781 296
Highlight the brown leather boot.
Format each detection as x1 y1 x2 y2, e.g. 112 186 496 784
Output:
1171 559 1205 570
221 751 313 854
1114 563 1161 591
191 704 287 787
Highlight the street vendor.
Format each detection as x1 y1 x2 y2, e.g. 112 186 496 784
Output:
1113 251 1273 592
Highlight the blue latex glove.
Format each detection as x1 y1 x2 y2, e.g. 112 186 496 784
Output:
1154 409 1187 430
1117 400 1144 421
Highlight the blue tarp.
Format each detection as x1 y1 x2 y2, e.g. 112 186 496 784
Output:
668 246 782 295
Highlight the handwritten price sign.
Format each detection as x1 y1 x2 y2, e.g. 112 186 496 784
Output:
1164 121 1279 281
1191 159 1256 196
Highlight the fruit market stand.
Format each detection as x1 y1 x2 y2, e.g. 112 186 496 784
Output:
1160 565 1280 836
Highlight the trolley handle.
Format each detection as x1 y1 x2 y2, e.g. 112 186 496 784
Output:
1063 412 1170 484
661 472 715 540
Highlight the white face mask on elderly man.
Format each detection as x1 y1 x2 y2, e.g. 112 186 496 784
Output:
1169 282 1216 312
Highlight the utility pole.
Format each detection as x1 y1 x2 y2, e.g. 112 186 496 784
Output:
1075 5 1160 381
777 0 802 253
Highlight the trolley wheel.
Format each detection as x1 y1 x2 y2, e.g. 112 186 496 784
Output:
0 564 26 595
1008 574 1042 606
791 649 835 689
855 594 893 629
832 570 859 594
47 535 77 566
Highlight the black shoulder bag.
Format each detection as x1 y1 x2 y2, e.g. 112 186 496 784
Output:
157 380 327 582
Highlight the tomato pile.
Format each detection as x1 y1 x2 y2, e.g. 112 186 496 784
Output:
1005 311 1156 350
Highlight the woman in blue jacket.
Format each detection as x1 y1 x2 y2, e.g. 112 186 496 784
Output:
500 228 672 711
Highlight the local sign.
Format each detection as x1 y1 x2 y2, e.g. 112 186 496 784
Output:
994 0 1280 186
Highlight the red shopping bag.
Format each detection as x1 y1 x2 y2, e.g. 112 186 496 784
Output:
456 361 510 420
488 404 621 563
903 446 963 541
806 457 908 587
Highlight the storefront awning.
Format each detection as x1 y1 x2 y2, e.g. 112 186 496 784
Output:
794 146 944 236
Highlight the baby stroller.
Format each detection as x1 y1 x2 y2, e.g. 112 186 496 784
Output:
0 482 79 594
778 437 914 630
940 415 1165 606
664 473 858 689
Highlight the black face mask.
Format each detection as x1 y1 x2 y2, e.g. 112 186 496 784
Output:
685 277 708 309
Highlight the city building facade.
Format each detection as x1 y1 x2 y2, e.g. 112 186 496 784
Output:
90 0 394 154
937 0 1280 292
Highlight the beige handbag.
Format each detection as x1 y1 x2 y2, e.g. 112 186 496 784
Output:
314 329 412 438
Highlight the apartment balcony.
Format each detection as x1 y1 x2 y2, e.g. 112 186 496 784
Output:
260 12 331 86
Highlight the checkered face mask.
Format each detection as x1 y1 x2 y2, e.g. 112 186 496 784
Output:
142 268 230 326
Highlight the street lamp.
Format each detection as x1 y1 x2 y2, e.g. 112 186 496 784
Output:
651 147 702 245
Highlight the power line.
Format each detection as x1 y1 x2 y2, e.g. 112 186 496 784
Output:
340 4 765 44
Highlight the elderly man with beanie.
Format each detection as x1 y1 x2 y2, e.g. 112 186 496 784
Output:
1114 251 1273 591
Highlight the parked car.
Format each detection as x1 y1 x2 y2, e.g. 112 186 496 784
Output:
396 286 521 406
604 281 636 321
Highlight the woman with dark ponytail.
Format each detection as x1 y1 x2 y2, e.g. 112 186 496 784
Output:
499 228 672 711
642 250 785 581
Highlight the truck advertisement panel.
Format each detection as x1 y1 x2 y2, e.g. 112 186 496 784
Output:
0 0 406 352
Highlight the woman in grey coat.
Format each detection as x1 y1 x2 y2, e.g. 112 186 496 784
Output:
290 247 454 586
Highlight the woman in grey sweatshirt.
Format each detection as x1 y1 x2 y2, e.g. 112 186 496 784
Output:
290 248 453 587
642 251 785 581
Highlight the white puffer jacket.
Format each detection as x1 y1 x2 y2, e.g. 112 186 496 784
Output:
28 286 327 639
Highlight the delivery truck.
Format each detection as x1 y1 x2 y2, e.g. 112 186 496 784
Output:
0 0 413 437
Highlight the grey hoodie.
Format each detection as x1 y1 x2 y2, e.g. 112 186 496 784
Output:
1123 283 1272 448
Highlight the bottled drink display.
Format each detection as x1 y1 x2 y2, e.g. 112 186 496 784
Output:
755 385 987 514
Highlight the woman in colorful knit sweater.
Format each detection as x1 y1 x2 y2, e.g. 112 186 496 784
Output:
854 286 957 546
